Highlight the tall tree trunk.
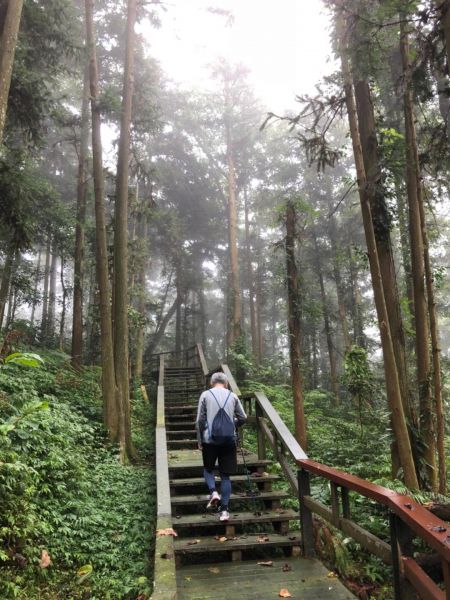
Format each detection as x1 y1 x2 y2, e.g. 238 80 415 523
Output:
59 255 68 351
244 188 258 358
329 219 351 351
85 0 118 440
337 10 418 489
112 0 137 462
348 247 365 347
0 248 14 330
256 242 264 364
30 248 42 327
354 78 414 426
175 261 183 360
40 237 51 339
148 294 181 357
47 247 57 344
440 0 450 77
0 0 24 143
313 233 339 405
400 22 437 491
133 216 148 382
225 84 242 346
198 272 207 353
312 324 319 389
419 194 446 493
284 201 307 448
71 63 90 370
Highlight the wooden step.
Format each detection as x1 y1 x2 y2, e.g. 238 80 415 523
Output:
171 490 290 507
170 473 280 487
166 421 197 429
174 531 301 556
172 509 298 530
165 405 197 412
169 463 272 478
168 440 197 449
167 430 197 438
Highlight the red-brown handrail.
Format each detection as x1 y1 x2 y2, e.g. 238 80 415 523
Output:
237 384 450 600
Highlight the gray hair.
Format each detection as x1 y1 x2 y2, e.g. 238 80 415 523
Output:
210 372 228 386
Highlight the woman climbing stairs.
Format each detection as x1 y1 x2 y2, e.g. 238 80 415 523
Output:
158 360 354 599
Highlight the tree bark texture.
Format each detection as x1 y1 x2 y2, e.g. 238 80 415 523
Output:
112 0 137 462
440 0 450 80
244 188 258 359
30 248 42 326
47 247 57 343
354 78 414 427
0 248 14 330
224 82 242 347
40 237 51 338
314 233 339 405
71 63 90 370
337 10 418 489
85 0 118 439
284 201 307 449
400 22 437 491
0 0 24 143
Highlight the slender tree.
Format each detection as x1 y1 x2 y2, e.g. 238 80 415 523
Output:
85 0 118 439
400 20 437 490
0 0 24 142
336 9 418 488
284 200 307 448
71 63 90 370
112 0 137 461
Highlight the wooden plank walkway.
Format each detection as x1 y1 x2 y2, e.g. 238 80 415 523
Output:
157 364 356 600
177 557 355 599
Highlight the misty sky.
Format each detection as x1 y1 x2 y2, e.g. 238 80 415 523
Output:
145 0 335 113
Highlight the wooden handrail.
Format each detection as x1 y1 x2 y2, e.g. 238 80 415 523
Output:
196 343 209 376
240 387 450 600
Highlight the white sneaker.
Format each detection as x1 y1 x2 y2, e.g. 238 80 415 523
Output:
219 509 230 522
206 490 221 509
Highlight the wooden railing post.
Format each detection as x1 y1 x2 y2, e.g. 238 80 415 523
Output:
330 482 340 527
341 487 350 519
255 403 266 461
389 512 416 600
298 468 315 558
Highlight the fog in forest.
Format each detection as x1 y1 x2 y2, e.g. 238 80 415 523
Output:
2 1 450 597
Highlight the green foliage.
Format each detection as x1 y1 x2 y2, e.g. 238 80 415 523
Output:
0 349 155 599
342 346 374 415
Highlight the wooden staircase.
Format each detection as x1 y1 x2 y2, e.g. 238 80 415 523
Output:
152 351 354 600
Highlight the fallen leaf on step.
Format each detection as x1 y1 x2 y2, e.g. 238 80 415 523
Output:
288 536 297 540
39 550 51 568
257 560 273 567
156 528 178 537
257 535 269 543
208 567 220 574
275 508 286 514
282 563 292 572
187 539 200 545
215 535 227 542
184 576 192 582
327 571 337 578
278 589 292 598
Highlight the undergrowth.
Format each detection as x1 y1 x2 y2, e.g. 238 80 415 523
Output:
0 349 155 600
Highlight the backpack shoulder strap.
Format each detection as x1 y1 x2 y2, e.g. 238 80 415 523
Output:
208 389 222 409
222 390 232 409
